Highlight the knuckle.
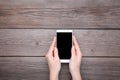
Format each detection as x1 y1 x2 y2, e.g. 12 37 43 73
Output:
45 54 48 58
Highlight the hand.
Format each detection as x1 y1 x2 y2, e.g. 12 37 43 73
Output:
69 36 82 80
46 37 61 80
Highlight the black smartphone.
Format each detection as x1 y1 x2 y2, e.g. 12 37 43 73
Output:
56 30 72 63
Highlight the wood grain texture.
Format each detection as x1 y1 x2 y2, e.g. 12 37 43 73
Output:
0 0 120 8
0 29 120 57
0 57 120 80
0 0 120 28
0 0 120 80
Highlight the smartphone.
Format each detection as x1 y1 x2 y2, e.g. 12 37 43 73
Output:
56 30 72 63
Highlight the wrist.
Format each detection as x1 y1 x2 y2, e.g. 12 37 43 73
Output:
50 72 59 80
71 71 81 80
70 67 80 76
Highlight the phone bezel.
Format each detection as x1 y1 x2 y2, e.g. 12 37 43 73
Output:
56 30 72 63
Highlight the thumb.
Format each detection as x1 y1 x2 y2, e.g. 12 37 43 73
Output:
71 46 75 59
54 47 59 59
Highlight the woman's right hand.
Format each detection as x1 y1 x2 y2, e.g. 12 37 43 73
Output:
69 36 82 80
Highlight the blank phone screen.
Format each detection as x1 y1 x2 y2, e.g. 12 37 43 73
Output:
57 32 72 59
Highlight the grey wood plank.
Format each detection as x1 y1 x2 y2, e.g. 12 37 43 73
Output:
0 57 120 80
0 0 120 28
0 29 120 56
0 0 120 8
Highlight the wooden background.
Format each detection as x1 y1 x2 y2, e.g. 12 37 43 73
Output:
0 0 120 80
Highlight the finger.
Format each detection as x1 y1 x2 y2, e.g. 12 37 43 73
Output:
73 36 79 49
73 36 82 57
73 36 81 53
45 53 52 60
54 47 59 60
71 46 75 59
48 36 56 53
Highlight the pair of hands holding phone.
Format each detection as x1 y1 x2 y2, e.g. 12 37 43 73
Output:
46 36 82 80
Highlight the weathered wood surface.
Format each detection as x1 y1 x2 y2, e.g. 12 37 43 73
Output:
0 0 120 28
0 0 120 80
0 57 120 80
0 0 120 8
0 29 120 57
